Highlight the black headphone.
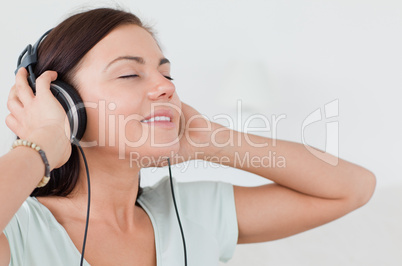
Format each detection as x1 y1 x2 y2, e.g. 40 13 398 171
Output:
15 29 87 143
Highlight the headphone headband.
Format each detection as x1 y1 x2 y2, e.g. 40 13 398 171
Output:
15 29 53 91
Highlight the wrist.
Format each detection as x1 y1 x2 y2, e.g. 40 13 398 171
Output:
11 139 51 187
25 126 71 170
196 122 235 159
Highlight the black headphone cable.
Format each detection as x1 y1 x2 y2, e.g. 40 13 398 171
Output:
167 158 187 266
75 141 91 266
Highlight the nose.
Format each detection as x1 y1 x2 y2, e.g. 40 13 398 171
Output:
147 74 176 101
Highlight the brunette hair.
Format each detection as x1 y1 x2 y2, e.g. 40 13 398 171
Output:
30 7 149 198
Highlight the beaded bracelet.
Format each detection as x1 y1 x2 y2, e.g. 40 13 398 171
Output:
11 139 50 188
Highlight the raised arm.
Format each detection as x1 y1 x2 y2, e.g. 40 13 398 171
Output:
222 132 375 243
0 69 70 262
176 103 376 244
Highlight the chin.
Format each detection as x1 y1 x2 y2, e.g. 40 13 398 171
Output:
125 141 180 168
147 141 180 158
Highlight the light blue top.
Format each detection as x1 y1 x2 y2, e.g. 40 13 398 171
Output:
4 177 238 265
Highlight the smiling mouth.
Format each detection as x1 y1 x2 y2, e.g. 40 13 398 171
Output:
141 116 171 123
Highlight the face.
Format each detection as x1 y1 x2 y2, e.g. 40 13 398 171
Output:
73 24 181 163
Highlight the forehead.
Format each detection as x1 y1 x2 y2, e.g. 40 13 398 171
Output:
81 24 163 68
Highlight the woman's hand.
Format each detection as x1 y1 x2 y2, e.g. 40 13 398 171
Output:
6 68 72 170
172 102 228 165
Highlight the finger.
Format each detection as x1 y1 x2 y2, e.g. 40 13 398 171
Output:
5 114 19 136
7 98 24 119
7 84 21 104
15 68 35 104
15 67 28 81
35 71 58 97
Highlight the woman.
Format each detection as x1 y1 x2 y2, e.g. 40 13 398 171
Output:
0 7 375 266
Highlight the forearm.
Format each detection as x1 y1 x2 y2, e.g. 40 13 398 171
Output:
0 127 68 232
204 123 375 202
0 147 45 232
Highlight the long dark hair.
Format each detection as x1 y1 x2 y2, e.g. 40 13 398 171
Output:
30 8 150 198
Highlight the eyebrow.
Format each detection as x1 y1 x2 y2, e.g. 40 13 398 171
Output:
104 56 170 71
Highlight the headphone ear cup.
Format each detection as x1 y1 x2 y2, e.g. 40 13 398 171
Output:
49 80 87 142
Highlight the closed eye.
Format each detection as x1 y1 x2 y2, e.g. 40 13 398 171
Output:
118 74 173 80
119 74 139 79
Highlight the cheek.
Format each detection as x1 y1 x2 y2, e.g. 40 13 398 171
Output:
119 118 148 145
103 109 147 150
80 102 144 145
80 105 101 144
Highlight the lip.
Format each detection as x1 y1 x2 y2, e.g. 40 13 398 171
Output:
141 109 175 128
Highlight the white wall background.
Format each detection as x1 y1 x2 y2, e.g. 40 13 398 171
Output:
0 0 401 265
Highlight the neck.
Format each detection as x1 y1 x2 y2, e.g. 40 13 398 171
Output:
71 147 142 230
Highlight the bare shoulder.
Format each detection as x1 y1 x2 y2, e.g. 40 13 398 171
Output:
35 196 82 226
